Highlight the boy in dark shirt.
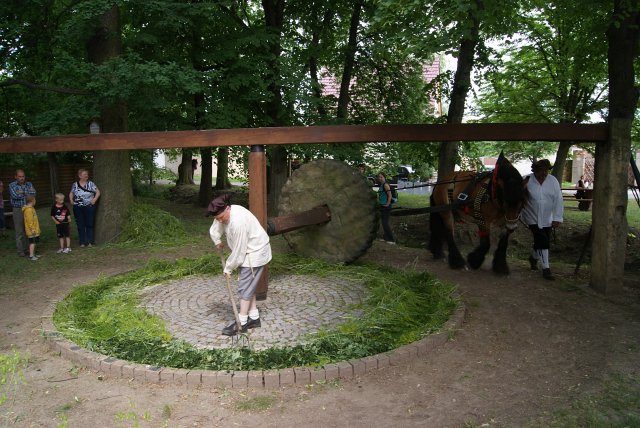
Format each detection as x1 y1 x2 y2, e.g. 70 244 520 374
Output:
51 193 72 254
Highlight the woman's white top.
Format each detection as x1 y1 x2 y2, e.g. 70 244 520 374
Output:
209 205 272 275
522 174 564 228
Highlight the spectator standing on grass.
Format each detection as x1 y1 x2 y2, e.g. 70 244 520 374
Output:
51 193 72 254
576 175 586 199
208 193 272 336
522 159 563 280
377 172 396 244
69 168 100 247
9 169 36 256
22 196 40 261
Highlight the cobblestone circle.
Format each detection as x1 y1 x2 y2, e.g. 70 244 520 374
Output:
138 274 368 350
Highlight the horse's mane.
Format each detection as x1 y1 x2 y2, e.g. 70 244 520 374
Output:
496 156 525 205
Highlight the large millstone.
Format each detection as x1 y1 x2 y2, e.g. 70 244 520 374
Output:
278 159 378 263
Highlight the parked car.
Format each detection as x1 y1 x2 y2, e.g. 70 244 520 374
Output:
396 165 414 181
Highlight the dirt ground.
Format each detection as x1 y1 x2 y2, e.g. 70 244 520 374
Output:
1 207 639 427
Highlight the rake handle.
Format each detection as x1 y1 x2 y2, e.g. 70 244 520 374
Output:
219 251 242 335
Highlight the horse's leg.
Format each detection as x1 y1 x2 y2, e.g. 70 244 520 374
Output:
467 228 490 269
491 229 512 275
429 196 446 259
445 227 466 269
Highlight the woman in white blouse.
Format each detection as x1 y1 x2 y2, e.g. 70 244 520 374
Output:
69 168 100 247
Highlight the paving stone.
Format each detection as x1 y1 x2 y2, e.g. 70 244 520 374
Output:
389 349 411 366
349 359 366 377
337 362 353 380
232 371 248 389
216 371 233 389
160 368 176 383
263 370 279 389
166 368 187 385
145 366 162 383
376 353 390 369
247 371 264 388
309 368 326 383
360 357 378 373
279 368 295 386
121 364 136 379
187 370 203 386
293 367 311 386
324 364 339 380
201 370 218 386
414 339 429 356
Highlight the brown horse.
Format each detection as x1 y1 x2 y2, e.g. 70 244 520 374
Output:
429 152 527 274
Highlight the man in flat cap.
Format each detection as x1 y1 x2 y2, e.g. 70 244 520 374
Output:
522 159 564 280
208 194 272 335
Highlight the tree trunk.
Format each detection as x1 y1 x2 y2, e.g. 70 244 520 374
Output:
198 147 213 206
47 152 59 200
177 151 193 185
438 0 483 176
336 0 363 121
215 147 231 190
262 0 288 215
308 7 333 120
591 0 639 294
87 6 133 245
552 141 573 183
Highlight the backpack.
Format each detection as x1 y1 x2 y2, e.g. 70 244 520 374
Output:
391 184 398 203
386 183 398 204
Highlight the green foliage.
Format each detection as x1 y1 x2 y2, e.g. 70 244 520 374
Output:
117 202 188 247
53 253 457 371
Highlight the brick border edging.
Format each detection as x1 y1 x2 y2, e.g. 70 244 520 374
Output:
40 300 466 389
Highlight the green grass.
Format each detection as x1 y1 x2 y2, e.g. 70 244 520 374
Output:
394 192 430 209
234 395 278 411
52 253 458 371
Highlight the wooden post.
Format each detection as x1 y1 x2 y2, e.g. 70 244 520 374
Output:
249 145 269 300
591 119 630 294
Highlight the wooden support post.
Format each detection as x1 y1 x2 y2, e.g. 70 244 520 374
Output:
249 145 269 300
591 119 630 294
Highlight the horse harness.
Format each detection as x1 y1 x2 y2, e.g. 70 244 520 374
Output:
445 171 494 229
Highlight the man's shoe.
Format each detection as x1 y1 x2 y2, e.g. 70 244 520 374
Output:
245 317 261 330
221 320 250 336
542 268 555 280
529 256 538 271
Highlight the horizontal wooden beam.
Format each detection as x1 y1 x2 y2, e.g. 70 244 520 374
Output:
0 123 608 153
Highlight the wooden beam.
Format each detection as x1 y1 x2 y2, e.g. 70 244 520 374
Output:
0 123 608 153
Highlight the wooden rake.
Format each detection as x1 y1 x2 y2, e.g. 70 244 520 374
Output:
218 250 246 344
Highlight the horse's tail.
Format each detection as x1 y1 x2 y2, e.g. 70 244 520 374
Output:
429 194 445 258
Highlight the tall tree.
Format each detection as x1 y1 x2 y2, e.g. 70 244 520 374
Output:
475 0 609 180
438 0 484 176
87 5 134 244
591 0 639 294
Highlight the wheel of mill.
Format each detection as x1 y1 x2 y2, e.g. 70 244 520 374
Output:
278 159 378 263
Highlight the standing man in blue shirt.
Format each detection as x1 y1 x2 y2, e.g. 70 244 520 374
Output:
9 169 36 257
